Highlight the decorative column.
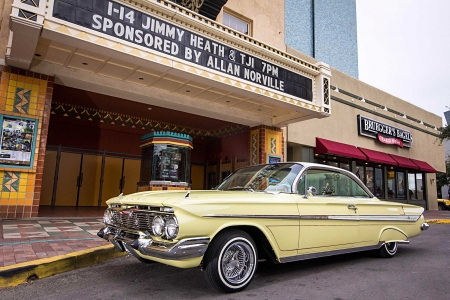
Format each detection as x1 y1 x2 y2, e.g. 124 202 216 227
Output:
250 126 284 165
0 66 54 218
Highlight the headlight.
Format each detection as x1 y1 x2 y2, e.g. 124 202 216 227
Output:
103 209 112 225
152 215 165 236
165 216 179 239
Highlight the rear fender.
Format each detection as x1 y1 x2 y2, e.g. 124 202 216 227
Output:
379 227 408 243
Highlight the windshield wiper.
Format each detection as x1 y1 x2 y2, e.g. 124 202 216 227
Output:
226 187 255 192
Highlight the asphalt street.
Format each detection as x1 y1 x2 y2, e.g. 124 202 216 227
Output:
1 225 449 300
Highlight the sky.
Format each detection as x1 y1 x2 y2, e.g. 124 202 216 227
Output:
356 0 450 126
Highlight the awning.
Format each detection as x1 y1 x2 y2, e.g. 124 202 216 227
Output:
315 138 366 160
388 154 419 170
358 148 398 166
410 158 436 173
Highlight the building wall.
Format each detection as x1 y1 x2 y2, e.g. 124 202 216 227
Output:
285 0 358 78
220 0 285 50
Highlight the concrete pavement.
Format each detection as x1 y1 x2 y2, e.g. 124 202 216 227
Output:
1 210 449 288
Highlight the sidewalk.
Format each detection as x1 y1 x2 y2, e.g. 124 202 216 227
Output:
1 210 449 288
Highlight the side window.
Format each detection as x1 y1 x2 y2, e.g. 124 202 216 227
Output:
297 169 369 198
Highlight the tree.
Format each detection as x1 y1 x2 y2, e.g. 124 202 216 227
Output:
437 124 450 144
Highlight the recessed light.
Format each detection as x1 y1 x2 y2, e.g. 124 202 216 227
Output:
148 107 152 110
186 90 190 93
34 53 41 57
82 62 88 65
226 100 230 103
139 77 144 80
258 109 261 111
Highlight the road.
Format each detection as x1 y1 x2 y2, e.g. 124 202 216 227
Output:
1 225 449 300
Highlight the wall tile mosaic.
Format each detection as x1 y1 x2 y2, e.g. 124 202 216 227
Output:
0 66 54 218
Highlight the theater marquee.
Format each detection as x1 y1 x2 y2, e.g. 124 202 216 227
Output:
52 0 313 101
358 115 413 148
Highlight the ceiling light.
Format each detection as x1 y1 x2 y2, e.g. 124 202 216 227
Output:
139 77 144 80
186 90 190 93
34 53 41 57
82 62 88 65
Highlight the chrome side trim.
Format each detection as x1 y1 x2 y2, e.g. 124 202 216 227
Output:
280 243 383 263
421 222 429 230
203 214 301 220
204 214 421 222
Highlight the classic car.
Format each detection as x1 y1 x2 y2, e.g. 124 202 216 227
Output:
98 162 429 293
437 198 450 210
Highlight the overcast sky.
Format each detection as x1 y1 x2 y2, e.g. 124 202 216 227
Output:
356 0 450 126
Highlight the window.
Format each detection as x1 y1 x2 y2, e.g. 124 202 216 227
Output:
297 169 369 198
223 10 251 35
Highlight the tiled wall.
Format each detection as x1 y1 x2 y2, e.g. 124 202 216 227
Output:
250 126 284 164
0 66 54 218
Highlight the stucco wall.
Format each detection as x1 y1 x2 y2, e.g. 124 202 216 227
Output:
220 0 285 50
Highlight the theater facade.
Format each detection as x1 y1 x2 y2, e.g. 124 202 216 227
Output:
0 0 444 218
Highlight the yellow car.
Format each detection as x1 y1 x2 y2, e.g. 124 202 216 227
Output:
438 198 450 210
98 162 428 293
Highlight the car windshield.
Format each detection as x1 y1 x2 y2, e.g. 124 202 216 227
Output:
217 163 303 193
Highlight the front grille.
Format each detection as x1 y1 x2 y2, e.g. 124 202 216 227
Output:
110 209 156 231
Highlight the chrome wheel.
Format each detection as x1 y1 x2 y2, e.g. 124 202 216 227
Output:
203 230 258 293
219 238 256 286
377 241 398 258
384 242 398 255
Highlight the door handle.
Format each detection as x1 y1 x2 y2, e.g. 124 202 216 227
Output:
347 205 358 211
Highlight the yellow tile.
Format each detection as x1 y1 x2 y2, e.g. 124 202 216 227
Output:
17 82 24 88
7 92 15 99
31 90 38 97
28 109 36 115
6 105 13 111
6 99 14 105
10 192 18 199
25 83 32 90
18 193 25 199
8 86 16 93
9 80 17 87
18 187 26 194
30 97 38 105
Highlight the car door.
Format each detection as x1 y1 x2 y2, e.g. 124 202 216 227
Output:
296 168 361 255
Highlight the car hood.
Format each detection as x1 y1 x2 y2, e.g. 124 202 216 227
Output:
106 190 292 207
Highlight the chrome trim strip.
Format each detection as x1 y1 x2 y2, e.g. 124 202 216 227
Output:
280 243 383 263
204 214 421 222
203 214 301 220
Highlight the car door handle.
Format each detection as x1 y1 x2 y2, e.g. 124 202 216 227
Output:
347 205 358 211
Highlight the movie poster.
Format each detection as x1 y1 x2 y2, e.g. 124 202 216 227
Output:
0 117 36 166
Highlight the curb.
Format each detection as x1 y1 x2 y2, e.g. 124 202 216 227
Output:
0 244 126 288
426 219 450 224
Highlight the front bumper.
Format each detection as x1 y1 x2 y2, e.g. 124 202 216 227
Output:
97 226 210 260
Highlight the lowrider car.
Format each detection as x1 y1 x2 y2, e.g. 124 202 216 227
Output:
98 162 429 293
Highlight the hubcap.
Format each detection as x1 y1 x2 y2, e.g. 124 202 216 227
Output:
385 242 397 254
220 240 255 285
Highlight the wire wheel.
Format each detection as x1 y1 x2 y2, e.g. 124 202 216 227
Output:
220 240 255 285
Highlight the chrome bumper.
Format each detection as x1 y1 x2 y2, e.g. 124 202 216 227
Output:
421 222 429 230
97 226 210 260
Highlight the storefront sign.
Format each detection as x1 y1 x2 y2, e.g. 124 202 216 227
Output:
52 0 313 101
377 134 403 147
0 116 37 167
358 115 413 148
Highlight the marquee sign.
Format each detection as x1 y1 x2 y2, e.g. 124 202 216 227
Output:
357 115 413 148
52 0 313 101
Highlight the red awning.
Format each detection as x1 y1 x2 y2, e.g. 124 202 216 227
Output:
358 148 398 166
410 158 436 173
388 154 419 170
315 138 366 160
